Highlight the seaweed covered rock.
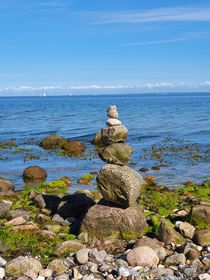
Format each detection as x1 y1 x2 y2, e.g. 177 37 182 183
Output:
92 130 102 146
97 164 145 207
98 143 133 165
158 218 185 245
80 204 147 241
23 166 47 182
0 178 15 196
53 240 85 256
190 204 210 230
40 134 66 150
62 140 86 155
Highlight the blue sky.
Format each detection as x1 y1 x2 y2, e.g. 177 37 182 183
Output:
0 0 210 95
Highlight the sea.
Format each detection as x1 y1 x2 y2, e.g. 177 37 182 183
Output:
1 92 210 192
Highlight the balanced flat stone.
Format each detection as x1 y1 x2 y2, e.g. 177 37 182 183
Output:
106 118 122 127
101 125 128 145
97 164 145 207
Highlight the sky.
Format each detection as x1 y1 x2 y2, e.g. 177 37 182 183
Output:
0 0 210 95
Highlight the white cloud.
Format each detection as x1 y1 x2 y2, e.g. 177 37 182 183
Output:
121 32 208 46
91 7 210 25
0 81 210 94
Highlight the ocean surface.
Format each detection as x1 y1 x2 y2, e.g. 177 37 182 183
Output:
1 93 210 192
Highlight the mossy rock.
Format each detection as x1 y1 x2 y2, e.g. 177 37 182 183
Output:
40 134 67 150
190 204 210 230
98 143 133 165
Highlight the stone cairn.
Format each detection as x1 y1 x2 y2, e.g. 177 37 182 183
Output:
81 106 147 241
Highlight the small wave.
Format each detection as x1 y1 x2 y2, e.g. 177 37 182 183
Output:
185 130 210 136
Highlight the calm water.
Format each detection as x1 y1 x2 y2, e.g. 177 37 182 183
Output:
1 93 210 191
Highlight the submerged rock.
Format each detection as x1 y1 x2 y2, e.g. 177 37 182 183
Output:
80 204 147 241
98 143 133 165
23 166 47 182
40 134 66 150
62 140 86 155
0 178 15 196
97 164 145 207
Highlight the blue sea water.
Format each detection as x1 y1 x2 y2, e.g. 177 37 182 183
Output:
1 93 210 191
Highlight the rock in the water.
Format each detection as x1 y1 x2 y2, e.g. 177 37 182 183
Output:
97 164 145 207
126 246 159 267
106 118 122 127
40 134 66 150
23 166 47 182
62 140 86 155
193 229 210 246
158 219 185 245
92 130 102 146
80 204 147 241
0 178 15 196
101 126 128 145
54 240 85 256
98 143 133 165
5 256 42 277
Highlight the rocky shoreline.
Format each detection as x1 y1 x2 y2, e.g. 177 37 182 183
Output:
0 106 210 280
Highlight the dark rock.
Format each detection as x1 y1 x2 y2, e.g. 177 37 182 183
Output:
57 193 95 218
80 204 147 241
97 164 145 207
0 178 15 196
23 166 47 182
40 134 66 150
62 140 86 155
98 143 133 165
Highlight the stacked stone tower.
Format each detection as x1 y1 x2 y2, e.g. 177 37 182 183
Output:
97 105 145 207
81 106 147 241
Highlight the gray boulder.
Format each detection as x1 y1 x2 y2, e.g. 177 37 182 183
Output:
80 204 147 241
97 164 145 207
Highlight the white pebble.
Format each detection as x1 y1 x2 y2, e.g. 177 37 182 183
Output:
0 268 5 279
0 257 7 267
36 276 45 280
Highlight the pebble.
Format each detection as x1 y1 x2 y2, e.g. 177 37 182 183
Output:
75 248 91 265
0 268 5 279
118 267 130 277
198 273 210 280
0 257 7 267
36 276 45 280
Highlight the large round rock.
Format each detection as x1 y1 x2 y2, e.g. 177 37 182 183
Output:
23 166 47 182
97 164 145 207
80 204 147 241
98 143 133 165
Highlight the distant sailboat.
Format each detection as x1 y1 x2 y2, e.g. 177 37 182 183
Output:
43 92 46 97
